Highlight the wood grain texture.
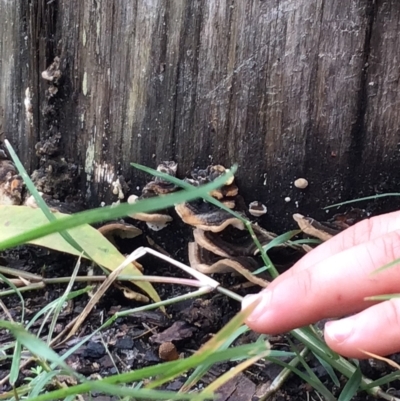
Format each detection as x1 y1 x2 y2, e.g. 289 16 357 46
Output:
1 0 400 230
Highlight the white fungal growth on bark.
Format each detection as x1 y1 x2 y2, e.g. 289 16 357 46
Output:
24 87 33 125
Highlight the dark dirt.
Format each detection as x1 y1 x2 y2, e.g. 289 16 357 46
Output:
1 210 400 401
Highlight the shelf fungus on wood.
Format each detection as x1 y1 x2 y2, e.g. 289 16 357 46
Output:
188 242 268 287
97 221 142 246
132 162 293 287
192 225 277 257
248 201 267 217
293 208 368 244
128 161 178 230
176 164 280 287
175 201 244 232
175 164 244 231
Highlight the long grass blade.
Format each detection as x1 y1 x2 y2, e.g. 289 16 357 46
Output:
5 140 87 255
0 167 235 250
338 366 362 401
324 193 400 209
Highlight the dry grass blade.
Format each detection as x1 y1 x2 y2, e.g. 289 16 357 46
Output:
359 350 400 370
0 299 13 321
53 247 149 346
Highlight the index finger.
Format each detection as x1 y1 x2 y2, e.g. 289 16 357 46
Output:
271 210 400 287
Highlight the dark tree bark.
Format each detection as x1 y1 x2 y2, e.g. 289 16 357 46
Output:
1 0 400 230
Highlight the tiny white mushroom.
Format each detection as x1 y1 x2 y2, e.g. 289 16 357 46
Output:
111 178 124 199
294 178 308 189
248 201 267 217
127 194 139 204
146 222 169 231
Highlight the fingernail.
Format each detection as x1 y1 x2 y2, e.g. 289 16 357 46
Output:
325 318 355 343
242 291 272 322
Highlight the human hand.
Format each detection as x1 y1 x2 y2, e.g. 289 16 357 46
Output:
242 210 400 358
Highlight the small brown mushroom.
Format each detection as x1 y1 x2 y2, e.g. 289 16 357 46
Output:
98 222 142 245
127 194 173 230
248 201 267 217
158 342 179 361
294 178 309 189
141 161 178 195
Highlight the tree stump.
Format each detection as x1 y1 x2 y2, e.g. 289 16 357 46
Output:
1 0 400 230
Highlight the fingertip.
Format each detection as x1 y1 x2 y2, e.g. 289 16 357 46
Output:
242 291 273 327
324 299 400 358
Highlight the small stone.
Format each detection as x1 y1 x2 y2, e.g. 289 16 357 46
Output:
284 197 291 202
83 341 106 359
294 178 308 189
115 336 134 350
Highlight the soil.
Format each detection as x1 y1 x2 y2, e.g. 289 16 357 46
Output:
1 212 400 401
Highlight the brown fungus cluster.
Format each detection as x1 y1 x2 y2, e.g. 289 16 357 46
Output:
130 163 279 287
128 161 178 230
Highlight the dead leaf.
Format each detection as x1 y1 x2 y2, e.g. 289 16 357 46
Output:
0 205 161 304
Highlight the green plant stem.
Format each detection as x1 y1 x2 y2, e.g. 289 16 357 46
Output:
324 193 400 209
260 346 310 400
290 329 382 397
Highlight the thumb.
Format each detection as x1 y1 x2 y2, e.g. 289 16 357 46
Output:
324 298 400 358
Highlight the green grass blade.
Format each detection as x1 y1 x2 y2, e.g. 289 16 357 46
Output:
324 193 400 209
266 356 336 401
0 273 25 322
5 140 87 255
371 257 400 275
0 320 75 376
183 324 249 390
252 230 301 274
9 340 22 385
287 339 336 401
263 230 301 252
363 371 400 389
314 353 341 387
289 238 321 245
338 366 362 401
365 293 400 301
30 370 63 397
0 168 234 250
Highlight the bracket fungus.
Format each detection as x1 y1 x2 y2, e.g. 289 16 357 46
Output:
98 221 142 246
293 208 367 244
129 162 302 288
248 201 267 217
127 162 178 230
